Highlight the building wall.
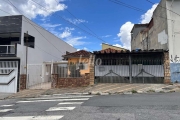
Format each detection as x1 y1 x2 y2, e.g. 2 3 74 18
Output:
148 0 168 50
102 43 126 50
166 0 180 82
68 57 90 75
132 32 143 50
17 16 76 74
131 26 147 50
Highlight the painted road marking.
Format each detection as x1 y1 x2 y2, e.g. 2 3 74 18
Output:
0 104 14 107
0 109 13 112
58 102 83 105
17 98 89 103
27 95 93 100
0 115 64 120
46 107 75 111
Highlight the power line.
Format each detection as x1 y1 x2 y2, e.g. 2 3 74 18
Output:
5 0 66 55
54 0 105 41
30 0 107 43
146 0 180 17
109 0 146 13
109 0 173 21
0 1 92 53
28 0 96 51
0 0 63 59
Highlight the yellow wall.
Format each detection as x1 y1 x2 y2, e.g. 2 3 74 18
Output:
102 43 126 50
68 57 90 76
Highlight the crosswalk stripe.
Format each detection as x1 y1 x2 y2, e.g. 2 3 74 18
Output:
17 98 89 103
0 115 64 120
27 95 93 100
46 107 75 111
0 109 13 112
58 102 83 105
0 104 14 107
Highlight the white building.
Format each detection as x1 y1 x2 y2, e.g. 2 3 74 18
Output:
0 15 76 93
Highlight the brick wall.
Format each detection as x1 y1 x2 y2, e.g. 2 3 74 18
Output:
52 74 90 88
89 63 95 85
89 55 95 85
20 74 26 91
164 52 171 84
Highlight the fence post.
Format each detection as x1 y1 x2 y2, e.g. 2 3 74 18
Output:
129 54 132 83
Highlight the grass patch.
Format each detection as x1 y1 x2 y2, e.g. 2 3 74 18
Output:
131 90 137 93
147 90 155 93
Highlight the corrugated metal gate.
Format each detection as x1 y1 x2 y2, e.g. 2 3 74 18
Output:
0 61 19 93
94 50 165 84
95 65 129 83
95 65 164 83
132 65 164 83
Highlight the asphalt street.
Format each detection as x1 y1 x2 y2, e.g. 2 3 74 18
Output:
0 93 180 120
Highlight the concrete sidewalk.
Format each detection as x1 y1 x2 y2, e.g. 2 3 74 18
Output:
5 83 180 99
0 93 12 100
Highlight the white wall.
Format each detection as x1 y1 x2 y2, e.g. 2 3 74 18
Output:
166 0 180 82
17 16 76 74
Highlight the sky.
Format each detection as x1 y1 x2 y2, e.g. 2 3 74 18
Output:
0 0 160 51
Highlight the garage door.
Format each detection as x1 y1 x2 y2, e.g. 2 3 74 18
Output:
0 61 19 93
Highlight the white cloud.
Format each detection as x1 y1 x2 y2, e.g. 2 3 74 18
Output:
67 18 88 25
117 21 134 50
113 44 123 48
0 0 67 19
117 4 158 50
41 23 61 28
66 36 88 46
59 27 74 39
83 47 88 50
102 35 112 38
141 4 158 24
113 44 128 49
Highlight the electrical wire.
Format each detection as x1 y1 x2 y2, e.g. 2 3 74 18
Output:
30 0 107 43
146 0 180 17
109 0 173 21
0 1 62 59
53 0 105 41
5 0 65 55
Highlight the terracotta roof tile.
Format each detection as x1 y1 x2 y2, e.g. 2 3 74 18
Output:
63 50 92 58
94 48 129 54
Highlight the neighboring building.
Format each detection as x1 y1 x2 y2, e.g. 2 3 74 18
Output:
62 50 93 77
50 50 94 88
0 15 76 93
94 48 167 84
131 24 149 50
102 43 126 51
131 0 180 82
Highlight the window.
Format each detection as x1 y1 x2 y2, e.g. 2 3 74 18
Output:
24 33 35 48
78 62 88 70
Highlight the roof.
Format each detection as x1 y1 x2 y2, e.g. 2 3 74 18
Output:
131 24 148 33
62 50 92 58
94 48 130 54
94 48 168 54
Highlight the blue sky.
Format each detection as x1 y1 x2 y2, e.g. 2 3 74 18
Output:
0 0 160 51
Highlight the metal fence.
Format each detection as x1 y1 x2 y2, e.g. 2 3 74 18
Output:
53 64 89 78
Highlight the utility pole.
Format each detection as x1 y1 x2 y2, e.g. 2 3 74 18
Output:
26 31 28 77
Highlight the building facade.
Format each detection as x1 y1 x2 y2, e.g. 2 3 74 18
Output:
131 0 180 82
0 15 76 93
